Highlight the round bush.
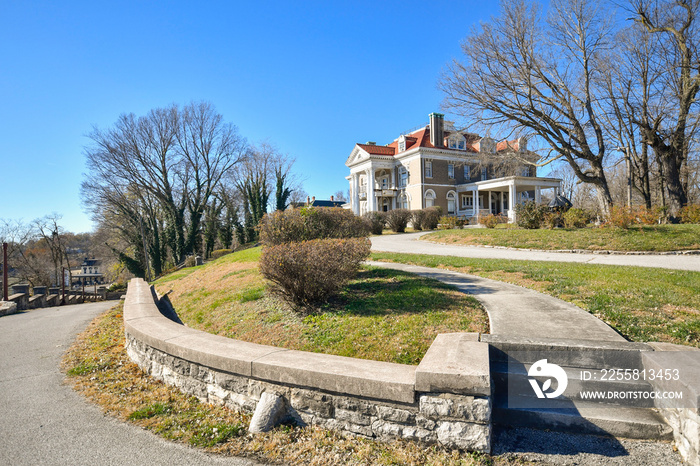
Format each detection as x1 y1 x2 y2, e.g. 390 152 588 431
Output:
385 209 412 233
259 237 371 310
563 208 590 229
362 211 386 235
259 207 369 246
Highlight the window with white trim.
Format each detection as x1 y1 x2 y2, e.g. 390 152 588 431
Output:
399 193 409 209
399 167 408 187
424 160 432 178
461 193 473 208
481 167 487 181
448 163 455 179
521 166 530 177
398 135 406 152
425 191 435 208
464 165 470 180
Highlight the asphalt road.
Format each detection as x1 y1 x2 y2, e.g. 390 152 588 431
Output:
0 302 257 466
371 232 700 272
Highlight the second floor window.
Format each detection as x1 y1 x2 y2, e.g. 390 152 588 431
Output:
448 163 455 179
425 160 432 178
481 167 487 181
399 167 408 187
464 165 471 180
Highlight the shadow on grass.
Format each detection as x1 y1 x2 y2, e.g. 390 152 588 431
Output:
321 267 478 317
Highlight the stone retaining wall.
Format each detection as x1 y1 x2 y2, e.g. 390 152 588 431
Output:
123 278 492 452
643 349 700 465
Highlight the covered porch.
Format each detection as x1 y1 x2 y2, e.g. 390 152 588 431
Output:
456 176 562 223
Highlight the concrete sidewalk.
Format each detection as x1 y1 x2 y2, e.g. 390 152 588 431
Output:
366 261 625 342
371 232 700 272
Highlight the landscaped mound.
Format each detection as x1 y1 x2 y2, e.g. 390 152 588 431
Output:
153 247 488 365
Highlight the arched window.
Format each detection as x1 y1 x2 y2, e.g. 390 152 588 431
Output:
447 191 456 215
424 190 435 208
399 193 409 210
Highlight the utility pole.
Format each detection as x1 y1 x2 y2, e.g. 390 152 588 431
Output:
2 242 8 300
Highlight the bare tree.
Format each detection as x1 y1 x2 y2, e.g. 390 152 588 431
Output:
631 0 700 218
441 0 616 216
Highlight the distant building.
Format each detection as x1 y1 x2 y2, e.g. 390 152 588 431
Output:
345 113 562 222
72 258 105 286
289 195 346 209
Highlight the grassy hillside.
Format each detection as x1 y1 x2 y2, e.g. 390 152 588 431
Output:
153 247 488 365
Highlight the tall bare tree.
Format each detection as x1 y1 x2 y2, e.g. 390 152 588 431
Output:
441 0 616 216
631 0 700 218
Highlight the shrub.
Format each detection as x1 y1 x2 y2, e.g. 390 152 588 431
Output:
515 201 547 229
606 206 634 229
210 249 233 260
479 214 499 229
680 204 700 224
411 210 426 231
422 206 442 230
633 206 662 225
107 282 126 292
438 216 458 229
563 208 590 229
362 211 386 235
259 237 371 310
543 211 564 229
259 207 369 245
385 209 412 233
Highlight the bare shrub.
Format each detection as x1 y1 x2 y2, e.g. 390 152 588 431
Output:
210 249 233 260
385 209 412 233
422 207 442 230
411 210 426 231
259 238 371 309
563 208 591 229
680 205 700 224
362 211 386 235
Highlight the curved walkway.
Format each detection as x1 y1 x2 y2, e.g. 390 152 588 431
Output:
371 232 700 272
0 302 257 466
366 261 624 342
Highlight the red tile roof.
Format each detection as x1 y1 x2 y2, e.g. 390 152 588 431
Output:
357 143 396 156
497 139 520 152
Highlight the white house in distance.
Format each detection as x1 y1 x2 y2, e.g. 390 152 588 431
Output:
345 113 562 222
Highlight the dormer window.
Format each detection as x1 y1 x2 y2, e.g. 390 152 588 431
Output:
448 134 466 150
398 135 406 152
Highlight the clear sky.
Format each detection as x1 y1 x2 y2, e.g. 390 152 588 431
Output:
1 0 504 233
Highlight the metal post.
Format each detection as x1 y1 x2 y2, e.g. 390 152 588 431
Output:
82 279 84 303
2 242 8 301
61 267 66 305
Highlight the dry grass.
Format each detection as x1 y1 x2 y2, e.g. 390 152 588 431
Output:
62 305 526 465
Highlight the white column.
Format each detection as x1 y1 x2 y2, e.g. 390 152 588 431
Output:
472 189 478 217
488 191 492 214
500 192 504 214
352 174 360 215
535 186 541 204
508 182 516 222
368 168 376 212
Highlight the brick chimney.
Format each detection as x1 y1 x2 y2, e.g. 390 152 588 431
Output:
429 112 444 148
330 195 334 201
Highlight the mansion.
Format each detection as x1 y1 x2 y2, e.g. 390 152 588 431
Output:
345 113 562 222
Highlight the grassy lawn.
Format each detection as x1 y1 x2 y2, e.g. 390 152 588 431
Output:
372 252 700 348
153 248 488 365
422 224 700 252
62 305 505 465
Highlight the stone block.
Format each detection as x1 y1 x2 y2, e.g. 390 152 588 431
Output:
252 349 416 403
335 398 376 416
416 333 490 396
336 408 373 426
376 406 415 424
420 394 490 424
0 301 18 316
371 419 402 438
401 425 436 443
436 421 490 452
290 389 334 418
249 392 288 433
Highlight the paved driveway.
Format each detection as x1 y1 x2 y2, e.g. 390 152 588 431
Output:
371 232 700 272
0 302 256 466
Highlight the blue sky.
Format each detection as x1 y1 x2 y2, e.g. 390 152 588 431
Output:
1 0 505 233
